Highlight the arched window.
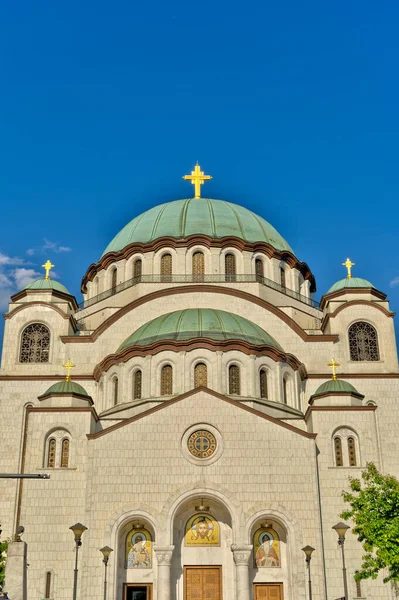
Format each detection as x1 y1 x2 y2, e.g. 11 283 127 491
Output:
255 258 264 281
112 376 119 405
355 572 362 598
133 370 142 400
47 438 56 468
280 267 286 290
20 323 50 363
161 365 173 396
111 267 117 295
282 376 288 404
134 259 142 281
334 437 343 466
192 251 205 280
348 437 357 466
225 253 236 281
260 369 268 398
194 362 208 387
348 322 379 361
229 365 240 395
160 253 172 281
45 572 52 599
61 438 70 468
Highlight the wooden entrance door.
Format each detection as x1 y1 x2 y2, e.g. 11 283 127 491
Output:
184 566 222 600
254 583 283 600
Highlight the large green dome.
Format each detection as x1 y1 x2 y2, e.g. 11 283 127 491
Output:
23 278 70 295
326 277 374 295
311 379 363 398
102 198 293 256
118 308 283 351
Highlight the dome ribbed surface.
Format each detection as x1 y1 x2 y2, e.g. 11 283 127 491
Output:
23 278 70 295
102 198 293 256
327 277 374 295
312 379 362 398
40 380 90 397
118 308 283 351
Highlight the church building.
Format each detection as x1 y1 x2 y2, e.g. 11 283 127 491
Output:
0 165 397 600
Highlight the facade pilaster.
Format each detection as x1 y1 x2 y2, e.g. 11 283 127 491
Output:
154 546 174 600
231 544 252 600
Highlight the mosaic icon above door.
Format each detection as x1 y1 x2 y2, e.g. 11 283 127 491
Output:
185 513 220 546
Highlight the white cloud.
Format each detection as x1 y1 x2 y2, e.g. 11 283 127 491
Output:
0 252 26 266
26 239 71 256
390 277 399 288
14 268 40 290
0 253 41 310
26 248 35 256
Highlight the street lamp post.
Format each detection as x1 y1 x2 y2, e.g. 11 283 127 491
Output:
70 523 87 600
100 546 113 600
332 522 350 600
301 545 315 600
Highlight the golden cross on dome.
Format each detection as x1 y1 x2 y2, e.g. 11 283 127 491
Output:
42 260 55 280
328 358 340 381
342 257 355 279
182 163 212 198
63 359 75 382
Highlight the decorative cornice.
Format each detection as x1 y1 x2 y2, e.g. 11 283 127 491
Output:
4 302 78 330
27 406 99 421
93 339 307 381
10 288 79 310
320 287 387 310
304 404 376 421
0 375 94 381
61 286 337 345
231 544 253 565
308 392 364 405
321 300 395 330
153 545 174 566
81 235 316 293
307 373 399 379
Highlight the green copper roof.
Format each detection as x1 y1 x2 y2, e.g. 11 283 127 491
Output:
312 379 363 398
118 308 283 351
23 278 70 295
39 380 90 398
327 277 374 295
102 198 293 256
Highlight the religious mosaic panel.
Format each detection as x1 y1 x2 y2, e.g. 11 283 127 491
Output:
254 527 280 567
185 513 219 546
126 528 152 568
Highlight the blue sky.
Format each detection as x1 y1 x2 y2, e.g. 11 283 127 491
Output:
1 0 399 346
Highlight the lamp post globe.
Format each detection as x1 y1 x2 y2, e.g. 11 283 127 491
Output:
333 522 350 600
70 523 87 600
100 546 113 600
302 545 315 600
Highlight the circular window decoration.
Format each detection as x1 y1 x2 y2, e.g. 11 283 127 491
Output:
188 430 217 459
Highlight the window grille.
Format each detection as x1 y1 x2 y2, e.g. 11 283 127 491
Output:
282 377 288 404
61 439 69 468
192 252 205 280
260 369 268 398
133 370 142 400
134 259 142 280
161 254 172 281
348 437 357 466
19 323 50 363
280 267 286 289
161 365 173 395
355 572 362 597
349 322 379 361
255 258 264 280
229 365 240 395
47 438 56 468
194 363 208 387
334 437 343 466
111 268 117 293
225 253 236 281
112 377 119 405
45 572 51 599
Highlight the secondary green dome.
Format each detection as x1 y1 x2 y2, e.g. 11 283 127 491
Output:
39 380 91 398
102 198 293 256
23 278 70 295
326 277 374 295
118 308 283 351
312 379 363 398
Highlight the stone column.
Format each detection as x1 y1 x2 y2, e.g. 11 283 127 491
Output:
154 545 174 600
231 544 252 600
4 541 27 600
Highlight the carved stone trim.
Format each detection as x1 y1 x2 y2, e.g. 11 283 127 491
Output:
231 544 253 565
154 545 174 566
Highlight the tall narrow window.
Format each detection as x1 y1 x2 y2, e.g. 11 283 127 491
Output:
355 572 362 597
133 370 142 400
45 572 51 599
348 437 357 466
282 377 288 404
134 259 142 281
161 365 173 395
280 267 286 290
160 253 172 281
349 322 379 361
334 437 343 466
61 438 70 468
194 362 208 387
20 323 51 363
255 258 264 281
192 251 205 280
47 438 56 468
111 268 117 294
260 369 268 398
225 253 236 281
229 365 240 395
112 376 119 405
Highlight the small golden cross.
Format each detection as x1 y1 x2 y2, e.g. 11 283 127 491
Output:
182 163 212 198
63 359 75 382
328 358 340 381
42 260 55 280
342 257 355 279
